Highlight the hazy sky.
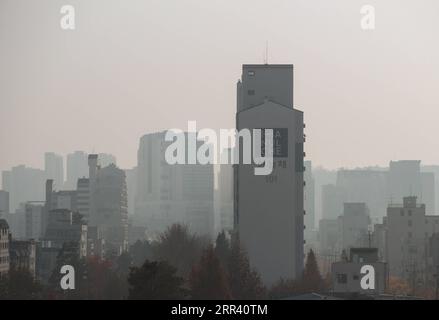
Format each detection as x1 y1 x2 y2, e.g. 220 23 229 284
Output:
1 0 439 173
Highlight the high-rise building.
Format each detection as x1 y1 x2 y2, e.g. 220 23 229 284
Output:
65 151 88 190
135 132 215 238
422 165 439 216
44 152 64 190
1 165 45 213
336 169 388 222
217 158 234 234
24 202 46 240
387 161 434 212
76 178 90 223
98 153 117 168
421 172 435 214
338 203 371 251
45 179 78 212
91 163 128 254
125 167 138 217
321 184 340 220
1 171 11 191
235 64 304 285
0 190 9 215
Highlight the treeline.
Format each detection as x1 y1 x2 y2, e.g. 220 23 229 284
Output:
0 224 328 300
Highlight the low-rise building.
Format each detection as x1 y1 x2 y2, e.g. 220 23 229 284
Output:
331 247 388 296
9 239 36 277
385 196 439 285
36 209 87 283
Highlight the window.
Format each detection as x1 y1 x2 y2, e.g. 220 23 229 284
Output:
337 274 347 284
408 210 412 216
408 220 412 227
247 89 255 96
353 275 359 280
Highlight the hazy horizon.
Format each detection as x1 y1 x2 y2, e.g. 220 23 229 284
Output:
2 0 439 173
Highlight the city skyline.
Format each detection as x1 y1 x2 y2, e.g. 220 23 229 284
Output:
2 0 439 302
2 0 439 172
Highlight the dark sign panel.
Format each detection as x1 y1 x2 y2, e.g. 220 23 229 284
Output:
260 128 288 158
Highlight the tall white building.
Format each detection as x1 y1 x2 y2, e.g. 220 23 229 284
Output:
65 151 88 190
235 64 305 285
135 132 215 238
44 152 64 190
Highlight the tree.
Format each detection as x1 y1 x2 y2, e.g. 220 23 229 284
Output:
269 278 301 300
387 276 411 296
269 249 326 299
0 268 43 300
128 259 186 300
190 246 231 300
302 249 325 293
130 240 153 267
84 257 126 300
116 252 133 276
215 231 231 268
152 224 207 278
227 236 266 299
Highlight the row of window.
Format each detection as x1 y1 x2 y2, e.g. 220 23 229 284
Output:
0 256 9 264
336 273 360 284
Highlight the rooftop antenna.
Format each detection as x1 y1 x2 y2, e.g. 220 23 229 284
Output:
264 41 269 65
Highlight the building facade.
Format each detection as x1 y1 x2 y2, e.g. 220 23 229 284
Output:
235 64 304 286
385 196 439 286
332 248 388 296
44 152 64 190
9 239 36 277
0 219 10 278
135 132 215 238
0 190 9 215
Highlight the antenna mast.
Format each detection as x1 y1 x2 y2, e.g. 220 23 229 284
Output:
264 41 269 64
